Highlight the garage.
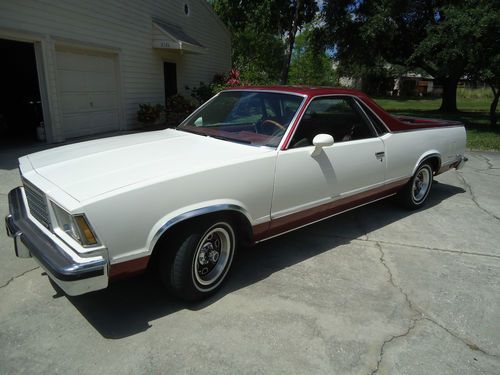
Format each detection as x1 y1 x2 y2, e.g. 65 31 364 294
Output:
56 48 121 139
0 38 44 144
1 0 231 145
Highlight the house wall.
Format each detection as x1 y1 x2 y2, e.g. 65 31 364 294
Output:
0 0 231 142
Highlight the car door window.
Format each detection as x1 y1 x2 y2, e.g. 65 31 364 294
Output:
291 97 377 148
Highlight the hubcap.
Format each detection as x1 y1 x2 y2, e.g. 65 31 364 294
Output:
193 226 232 287
412 168 431 202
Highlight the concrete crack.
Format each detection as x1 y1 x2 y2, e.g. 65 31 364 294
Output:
371 316 424 375
422 316 499 359
467 154 500 173
370 242 499 373
456 172 500 221
322 232 500 260
0 266 40 289
376 242 420 314
477 154 495 170
370 242 423 374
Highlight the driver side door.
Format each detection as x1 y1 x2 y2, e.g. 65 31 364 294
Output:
270 96 386 234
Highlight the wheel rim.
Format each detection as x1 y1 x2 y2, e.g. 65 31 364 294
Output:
412 167 431 202
193 225 233 288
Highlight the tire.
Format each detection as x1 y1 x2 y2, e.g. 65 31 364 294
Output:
397 162 434 210
159 219 236 302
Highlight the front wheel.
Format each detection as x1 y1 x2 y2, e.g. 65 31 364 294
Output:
160 220 236 301
397 163 434 210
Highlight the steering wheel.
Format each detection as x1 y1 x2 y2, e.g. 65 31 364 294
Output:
261 119 286 132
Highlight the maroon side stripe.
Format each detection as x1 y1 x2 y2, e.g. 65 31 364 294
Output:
253 178 409 242
109 256 150 281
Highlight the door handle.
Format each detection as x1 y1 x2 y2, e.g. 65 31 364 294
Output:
375 151 385 159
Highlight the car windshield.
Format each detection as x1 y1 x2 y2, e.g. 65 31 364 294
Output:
177 91 304 147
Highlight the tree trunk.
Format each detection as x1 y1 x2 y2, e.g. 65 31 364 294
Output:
439 77 459 112
280 0 302 85
489 84 499 127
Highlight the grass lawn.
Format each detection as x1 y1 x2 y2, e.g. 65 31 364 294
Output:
374 96 500 151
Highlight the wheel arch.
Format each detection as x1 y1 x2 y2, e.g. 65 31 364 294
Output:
148 203 254 256
412 151 441 175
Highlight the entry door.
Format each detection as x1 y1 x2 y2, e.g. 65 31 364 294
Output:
271 96 386 222
163 62 177 102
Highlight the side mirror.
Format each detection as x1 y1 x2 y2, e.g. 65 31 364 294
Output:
311 134 334 156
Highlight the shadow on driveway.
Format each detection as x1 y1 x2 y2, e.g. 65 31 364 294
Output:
62 180 465 339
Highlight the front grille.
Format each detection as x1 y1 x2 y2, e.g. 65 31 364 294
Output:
23 179 50 228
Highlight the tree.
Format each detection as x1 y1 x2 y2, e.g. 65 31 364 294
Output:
210 0 285 83
278 0 318 84
322 0 498 112
288 26 337 85
464 2 500 126
210 0 317 84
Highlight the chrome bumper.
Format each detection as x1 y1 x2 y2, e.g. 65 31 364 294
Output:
455 155 468 170
5 187 108 296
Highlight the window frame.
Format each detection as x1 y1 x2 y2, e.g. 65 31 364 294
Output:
353 97 391 136
286 95 380 149
178 89 307 149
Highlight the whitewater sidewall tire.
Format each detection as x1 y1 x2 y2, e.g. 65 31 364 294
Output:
398 163 434 210
160 219 236 302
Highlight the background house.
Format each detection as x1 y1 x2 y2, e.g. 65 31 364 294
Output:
0 0 231 144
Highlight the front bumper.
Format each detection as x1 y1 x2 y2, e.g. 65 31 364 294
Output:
5 187 108 296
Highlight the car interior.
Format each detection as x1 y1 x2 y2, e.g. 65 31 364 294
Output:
291 97 375 148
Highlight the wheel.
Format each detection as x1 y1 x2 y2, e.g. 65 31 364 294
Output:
397 162 433 210
159 219 236 301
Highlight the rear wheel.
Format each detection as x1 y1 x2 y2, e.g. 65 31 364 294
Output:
159 219 236 301
398 163 433 210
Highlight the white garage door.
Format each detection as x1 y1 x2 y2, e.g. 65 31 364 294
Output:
56 49 120 138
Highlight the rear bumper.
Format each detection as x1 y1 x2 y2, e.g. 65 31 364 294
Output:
5 187 108 296
455 155 468 170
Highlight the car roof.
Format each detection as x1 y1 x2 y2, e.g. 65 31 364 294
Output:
224 85 365 97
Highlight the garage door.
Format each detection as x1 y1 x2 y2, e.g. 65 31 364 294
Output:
56 49 120 138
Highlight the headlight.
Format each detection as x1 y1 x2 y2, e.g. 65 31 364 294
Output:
51 203 98 246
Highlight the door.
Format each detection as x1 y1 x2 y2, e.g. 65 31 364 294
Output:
56 49 120 138
163 62 177 102
271 96 386 228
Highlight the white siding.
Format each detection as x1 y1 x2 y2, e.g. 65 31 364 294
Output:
0 0 231 141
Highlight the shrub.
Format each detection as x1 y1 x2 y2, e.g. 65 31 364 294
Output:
188 69 244 105
165 94 197 127
137 103 164 125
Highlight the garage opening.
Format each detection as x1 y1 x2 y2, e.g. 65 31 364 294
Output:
0 39 45 144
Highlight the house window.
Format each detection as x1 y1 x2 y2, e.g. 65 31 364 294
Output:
184 3 190 16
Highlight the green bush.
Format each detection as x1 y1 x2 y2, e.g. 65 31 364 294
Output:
137 103 164 125
165 95 197 127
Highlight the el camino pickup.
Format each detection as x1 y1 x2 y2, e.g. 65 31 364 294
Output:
5 86 466 301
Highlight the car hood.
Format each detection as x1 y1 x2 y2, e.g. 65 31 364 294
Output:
25 129 272 202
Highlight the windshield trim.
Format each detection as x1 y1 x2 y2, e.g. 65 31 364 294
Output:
177 90 308 149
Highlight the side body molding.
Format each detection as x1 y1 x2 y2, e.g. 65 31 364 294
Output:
148 204 253 252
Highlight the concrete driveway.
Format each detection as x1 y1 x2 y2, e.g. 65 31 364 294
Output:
1 142 499 374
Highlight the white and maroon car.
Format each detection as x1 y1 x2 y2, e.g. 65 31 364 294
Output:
5 86 466 301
